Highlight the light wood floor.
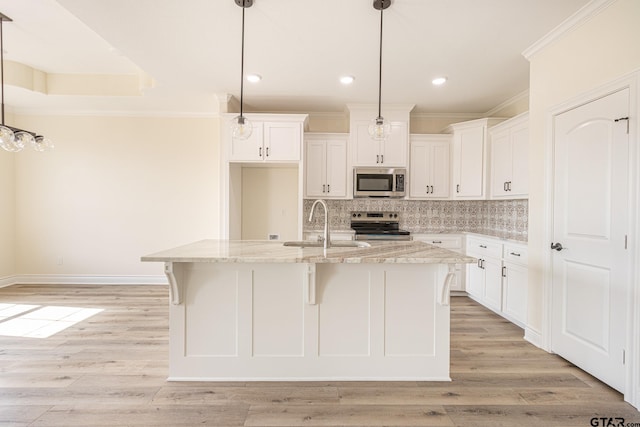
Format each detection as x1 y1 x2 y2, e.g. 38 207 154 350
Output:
0 284 638 426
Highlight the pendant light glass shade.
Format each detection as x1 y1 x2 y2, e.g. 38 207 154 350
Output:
368 0 391 141
230 115 253 140
368 116 391 141
33 135 54 152
0 124 15 151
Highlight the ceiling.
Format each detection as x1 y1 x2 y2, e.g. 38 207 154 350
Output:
0 0 592 116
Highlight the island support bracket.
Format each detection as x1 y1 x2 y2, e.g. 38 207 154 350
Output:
305 263 317 305
164 262 183 305
439 263 456 306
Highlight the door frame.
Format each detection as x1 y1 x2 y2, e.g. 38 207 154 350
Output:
542 70 640 409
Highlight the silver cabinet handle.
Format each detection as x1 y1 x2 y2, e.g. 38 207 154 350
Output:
509 252 521 257
479 245 487 249
259 147 262 157
432 240 442 244
502 266 507 277
456 184 460 193
327 184 330 193
376 155 380 163
322 184 326 193
266 147 270 157
430 185 434 194
508 181 512 191
381 154 384 163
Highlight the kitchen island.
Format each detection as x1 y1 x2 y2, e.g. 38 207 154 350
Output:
141 239 474 381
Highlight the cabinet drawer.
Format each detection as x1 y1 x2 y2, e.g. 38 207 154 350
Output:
415 235 462 250
466 237 502 259
503 243 528 265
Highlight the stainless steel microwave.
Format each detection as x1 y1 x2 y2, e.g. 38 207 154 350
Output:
354 167 406 198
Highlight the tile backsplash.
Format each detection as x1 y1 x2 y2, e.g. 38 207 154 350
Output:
304 199 528 238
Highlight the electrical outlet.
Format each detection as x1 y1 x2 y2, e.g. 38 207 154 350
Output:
268 234 280 241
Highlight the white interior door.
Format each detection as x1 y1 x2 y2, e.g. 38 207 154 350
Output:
551 88 630 393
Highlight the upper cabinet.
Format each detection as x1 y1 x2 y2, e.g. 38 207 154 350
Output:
348 104 413 167
489 112 529 199
304 134 348 198
224 114 308 163
446 118 505 200
409 134 451 199
352 120 408 167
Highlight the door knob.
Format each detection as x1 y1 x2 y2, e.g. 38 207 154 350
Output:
550 242 564 251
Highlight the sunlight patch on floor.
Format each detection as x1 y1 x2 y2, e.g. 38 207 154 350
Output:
0 304 103 338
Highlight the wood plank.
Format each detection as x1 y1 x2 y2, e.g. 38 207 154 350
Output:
0 284 637 427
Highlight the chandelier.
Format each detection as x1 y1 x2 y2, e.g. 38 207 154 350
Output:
0 12 53 152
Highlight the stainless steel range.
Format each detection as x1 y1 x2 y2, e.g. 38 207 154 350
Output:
350 211 412 241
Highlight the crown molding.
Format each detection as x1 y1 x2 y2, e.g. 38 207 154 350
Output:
10 107 220 119
484 90 529 117
522 0 617 60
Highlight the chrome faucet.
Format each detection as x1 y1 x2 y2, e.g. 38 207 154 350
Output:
309 199 330 250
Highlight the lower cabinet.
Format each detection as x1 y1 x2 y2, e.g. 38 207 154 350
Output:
465 235 528 328
413 234 465 292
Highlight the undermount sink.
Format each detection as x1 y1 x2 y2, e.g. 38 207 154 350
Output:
283 240 371 248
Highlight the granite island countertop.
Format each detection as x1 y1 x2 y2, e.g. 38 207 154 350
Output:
141 239 476 265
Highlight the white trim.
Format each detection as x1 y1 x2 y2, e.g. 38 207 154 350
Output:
522 0 617 60
11 108 220 119
167 375 452 382
0 274 167 287
484 90 529 117
543 71 639 410
524 327 544 349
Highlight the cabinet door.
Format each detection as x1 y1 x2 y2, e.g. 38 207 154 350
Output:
264 122 301 161
430 141 450 198
305 140 327 197
380 122 408 166
483 257 503 312
409 141 430 197
503 262 527 325
454 126 485 198
325 139 347 197
229 122 264 161
353 121 382 166
466 260 484 299
490 128 512 198
509 123 529 197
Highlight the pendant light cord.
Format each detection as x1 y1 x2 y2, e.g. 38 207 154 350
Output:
377 5 383 120
239 4 246 118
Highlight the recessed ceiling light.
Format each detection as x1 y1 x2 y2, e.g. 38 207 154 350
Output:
339 75 355 85
246 74 262 83
432 77 448 86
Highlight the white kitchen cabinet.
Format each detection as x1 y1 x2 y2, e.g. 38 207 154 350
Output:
447 118 504 200
228 118 305 162
502 243 528 326
489 112 529 199
347 104 413 168
413 234 464 291
465 236 503 303
304 134 348 198
465 235 528 329
352 120 408 167
409 135 451 199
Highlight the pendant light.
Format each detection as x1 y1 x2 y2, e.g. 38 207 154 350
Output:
0 12 53 152
229 0 254 141
368 0 391 141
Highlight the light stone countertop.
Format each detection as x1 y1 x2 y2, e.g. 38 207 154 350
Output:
141 239 476 265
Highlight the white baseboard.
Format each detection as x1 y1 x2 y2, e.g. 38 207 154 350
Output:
524 327 544 349
0 274 168 288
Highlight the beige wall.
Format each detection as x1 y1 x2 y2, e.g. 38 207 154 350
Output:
527 0 640 334
241 166 298 241
12 114 220 277
0 141 16 279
